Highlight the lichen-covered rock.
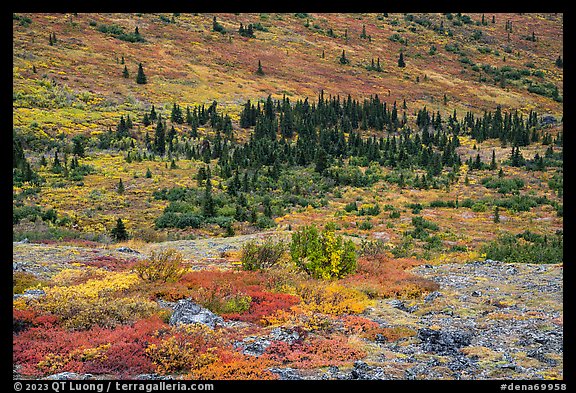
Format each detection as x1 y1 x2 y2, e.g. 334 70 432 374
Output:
168 299 224 328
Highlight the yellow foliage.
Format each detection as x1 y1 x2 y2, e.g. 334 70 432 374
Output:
36 270 158 329
296 282 373 315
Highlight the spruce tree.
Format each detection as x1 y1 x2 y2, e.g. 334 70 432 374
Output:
123 65 129 78
111 218 129 241
490 149 497 170
398 52 406 67
145 167 152 178
136 63 147 84
555 55 563 68
339 50 349 65
493 206 500 223
117 178 125 194
256 60 264 75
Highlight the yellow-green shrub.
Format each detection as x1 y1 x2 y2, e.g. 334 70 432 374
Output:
134 249 187 283
35 269 159 330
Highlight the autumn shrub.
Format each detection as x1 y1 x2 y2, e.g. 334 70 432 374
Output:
241 237 286 271
13 271 46 294
296 281 372 315
13 317 165 378
146 324 227 375
35 269 160 330
290 223 357 279
358 239 388 256
342 315 383 340
191 352 278 380
264 334 365 369
343 255 439 299
134 249 187 283
223 286 300 325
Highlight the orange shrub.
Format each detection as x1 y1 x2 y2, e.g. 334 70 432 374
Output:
343 254 439 299
264 334 365 369
192 351 278 380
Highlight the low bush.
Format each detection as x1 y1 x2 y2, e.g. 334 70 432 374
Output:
241 238 286 271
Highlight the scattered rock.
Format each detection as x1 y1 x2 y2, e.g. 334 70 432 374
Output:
13 289 46 301
349 361 387 380
135 374 175 380
389 300 418 313
471 290 482 297
18 238 30 244
44 372 94 380
169 299 224 329
238 337 272 357
527 348 558 366
424 291 443 303
269 327 300 344
116 246 140 254
418 328 472 356
269 367 301 380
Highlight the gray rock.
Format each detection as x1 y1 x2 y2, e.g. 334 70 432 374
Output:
424 291 443 303
269 327 300 344
349 361 387 380
116 246 139 253
471 290 482 297
241 337 272 357
44 372 94 380
447 355 476 372
389 300 418 313
13 289 46 301
418 328 472 356
135 374 175 380
269 367 302 380
169 299 224 328
527 348 558 366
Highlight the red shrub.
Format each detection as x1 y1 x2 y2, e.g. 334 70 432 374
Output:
223 286 300 325
81 255 139 271
13 317 166 378
263 334 365 369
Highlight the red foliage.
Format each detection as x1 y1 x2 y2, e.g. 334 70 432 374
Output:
13 308 58 333
223 286 300 324
13 317 166 378
81 255 138 271
180 270 272 293
263 334 365 369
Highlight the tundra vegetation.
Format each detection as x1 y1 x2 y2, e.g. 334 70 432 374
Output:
13 12 562 380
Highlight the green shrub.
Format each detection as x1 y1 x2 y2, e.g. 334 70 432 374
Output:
241 238 286 271
290 223 357 279
481 231 562 264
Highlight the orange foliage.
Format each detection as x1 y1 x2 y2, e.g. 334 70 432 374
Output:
191 351 278 380
343 254 439 299
264 334 365 369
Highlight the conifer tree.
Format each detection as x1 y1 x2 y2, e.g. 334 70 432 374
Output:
493 206 500 223
398 52 406 67
136 62 147 84
555 55 563 68
117 178 125 194
123 65 129 78
256 60 264 75
490 149 497 170
111 218 129 241
339 50 349 65
145 167 152 178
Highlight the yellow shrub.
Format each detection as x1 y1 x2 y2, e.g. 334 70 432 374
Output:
35 270 159 329
296 282 374 315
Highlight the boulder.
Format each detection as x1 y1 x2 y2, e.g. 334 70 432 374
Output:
269 367 302 380
418 328 472 356
169 299 224 329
